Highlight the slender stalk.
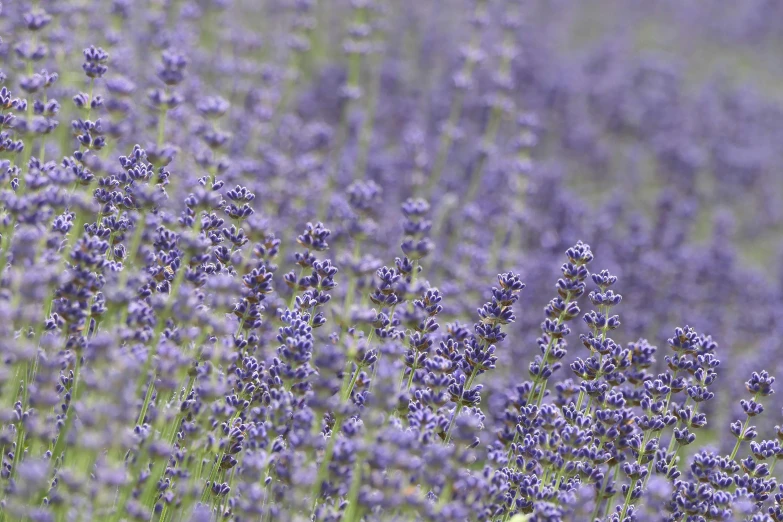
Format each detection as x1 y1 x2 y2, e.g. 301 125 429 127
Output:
49 347 82 466
340 239 362 331
370 303 395 391
593 463 618 521
443 363 480 445
425 0 486 195
343 364 362 402
157 88 168 149
135 265 188 427
310 340 364 510
729 393 760 461
354 27 385 180
463 93 505 203
0 218 16 275
342 459 364 522
117 213 147 325
84 79 95 123
18 40 39 191
289 266 306 310
318 3 367 219
271 7 317 129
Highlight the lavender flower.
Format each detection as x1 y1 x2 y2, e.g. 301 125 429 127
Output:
0 3 780 522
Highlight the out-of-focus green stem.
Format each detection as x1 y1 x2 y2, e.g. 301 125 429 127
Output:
157 95 168 150
272 3 318 128
355 30 385 180
117 213 146 325
443 363 480 445
318 4 367 219
342 459 364 522
425 0 486 196
49 348 82 467
135 263 188 427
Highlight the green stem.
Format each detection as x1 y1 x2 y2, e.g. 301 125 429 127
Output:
19 104 35 191
288 266 305 310
402 259 420 389
17 50 39 190
464 102 502 203
618 475 637 521
318 4 366 219
444 364 480 445
595 463 619 521
575 389 586 411
354 37 384 180
638 370 681 493
425 0 486 196
50 348 82 467
342 460 364 522
533 292 576 407
310 351 360 511
341 239 362 329
157 97 168 149
729 393 760 461
118 213 147 324
343 365 362 402
85 79 95 123
369 303 395 391
137 265 187 426
0 217 16 275
665 399 697 464
309 413 341 514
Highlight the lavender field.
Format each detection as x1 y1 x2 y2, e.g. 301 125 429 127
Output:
2 1 783 521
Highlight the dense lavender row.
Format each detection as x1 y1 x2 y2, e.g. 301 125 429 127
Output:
1 1 783 521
